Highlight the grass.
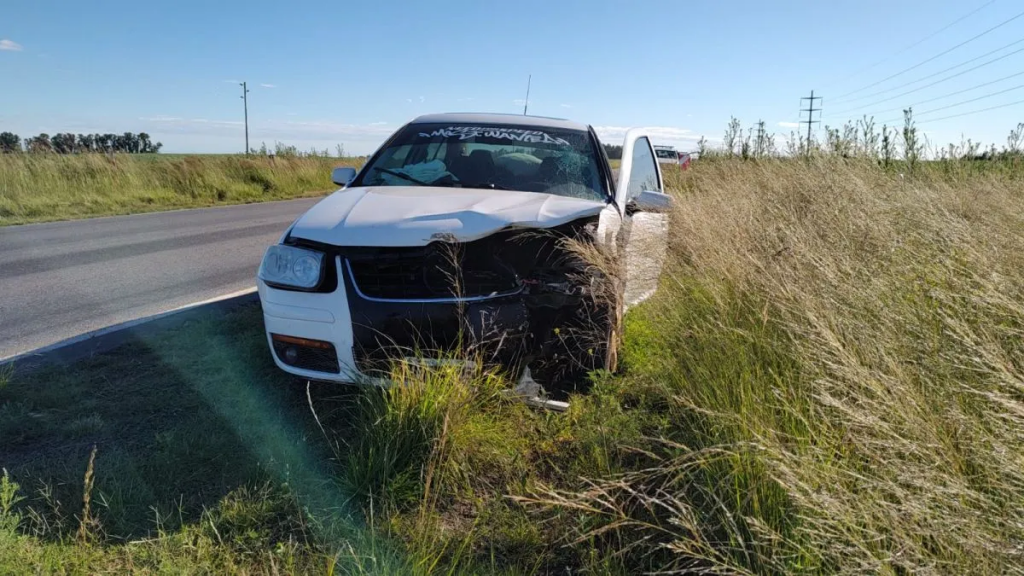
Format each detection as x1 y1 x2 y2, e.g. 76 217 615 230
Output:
565 156 1024 574
2 153 1023 573
0 153 361 226
0 306 338 535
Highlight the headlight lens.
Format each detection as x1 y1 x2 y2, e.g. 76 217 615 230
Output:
259 245 325 289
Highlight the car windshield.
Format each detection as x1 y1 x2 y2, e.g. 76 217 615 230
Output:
354 122 607 201
654 147 677 159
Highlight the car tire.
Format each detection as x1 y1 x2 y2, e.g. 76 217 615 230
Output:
536 269 623 401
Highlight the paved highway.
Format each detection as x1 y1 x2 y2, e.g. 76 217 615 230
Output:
0 199 321 360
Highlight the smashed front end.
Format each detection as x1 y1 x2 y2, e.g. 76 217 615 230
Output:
258 215 614 396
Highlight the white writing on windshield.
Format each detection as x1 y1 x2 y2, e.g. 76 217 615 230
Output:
418 126 572 146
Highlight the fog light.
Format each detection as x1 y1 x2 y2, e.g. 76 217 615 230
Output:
270 333 340 373
284 347 299 364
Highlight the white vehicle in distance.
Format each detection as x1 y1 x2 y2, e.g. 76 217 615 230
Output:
256 113 672 402
654 145 694 170
654 144 680 165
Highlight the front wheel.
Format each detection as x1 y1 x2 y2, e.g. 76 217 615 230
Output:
532 272 624 400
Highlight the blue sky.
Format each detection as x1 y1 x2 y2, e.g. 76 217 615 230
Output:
2 0 1022 154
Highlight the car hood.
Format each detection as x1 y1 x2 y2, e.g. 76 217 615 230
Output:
287 186 609 247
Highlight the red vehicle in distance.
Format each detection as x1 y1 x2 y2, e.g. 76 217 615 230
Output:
654 145 693 170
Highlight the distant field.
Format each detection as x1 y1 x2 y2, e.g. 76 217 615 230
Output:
0 154 361 226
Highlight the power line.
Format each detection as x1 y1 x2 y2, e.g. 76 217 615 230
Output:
829 45 1024 117
831 36 1024 107
832 8 1024 102
915 83 1024 117
826 0 997 90
895 98 1024 124
833 69 1024 119
783 98 803 126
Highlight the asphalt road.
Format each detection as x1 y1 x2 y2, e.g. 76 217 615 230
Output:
0 199 321 360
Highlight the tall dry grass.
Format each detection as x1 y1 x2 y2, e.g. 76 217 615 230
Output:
0 153 355 225
523 157 1024 574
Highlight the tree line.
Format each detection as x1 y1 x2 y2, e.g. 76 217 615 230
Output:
598 142 622 158
0 131 163 154
602 143 623 160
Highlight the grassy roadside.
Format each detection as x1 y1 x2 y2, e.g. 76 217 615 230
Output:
0 154 360 226
2 156 1023 574
0 304 387 573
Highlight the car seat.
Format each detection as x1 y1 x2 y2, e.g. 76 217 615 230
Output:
538 156 562 183
451 150 496 186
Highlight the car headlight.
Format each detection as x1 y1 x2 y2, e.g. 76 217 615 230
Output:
258 245 326 290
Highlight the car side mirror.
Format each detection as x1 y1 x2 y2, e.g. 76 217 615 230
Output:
331 167 357 187
628 189 673 213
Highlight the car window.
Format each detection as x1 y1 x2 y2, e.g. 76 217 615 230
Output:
379 144 412 168
354 123 607 201
425 141 446 161
626 137 661 200
654 147 677 159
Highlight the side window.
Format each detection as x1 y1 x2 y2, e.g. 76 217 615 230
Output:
626 137 661 200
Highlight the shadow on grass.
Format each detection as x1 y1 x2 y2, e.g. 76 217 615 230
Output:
0 303 357 542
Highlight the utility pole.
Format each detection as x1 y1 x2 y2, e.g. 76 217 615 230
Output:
240 81 250 155
523 74 531 115
800 90 822 155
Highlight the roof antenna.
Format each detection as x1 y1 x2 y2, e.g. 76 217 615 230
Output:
523 74 531 115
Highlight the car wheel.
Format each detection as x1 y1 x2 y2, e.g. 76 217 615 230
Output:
531 270 623 401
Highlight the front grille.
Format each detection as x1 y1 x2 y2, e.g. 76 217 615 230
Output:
272 339 340 373
346 244 520 301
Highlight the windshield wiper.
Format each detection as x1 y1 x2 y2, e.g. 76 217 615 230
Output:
459 181 512 191
374 167 431 186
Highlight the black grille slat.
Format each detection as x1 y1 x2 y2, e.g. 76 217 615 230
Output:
346 244 519 301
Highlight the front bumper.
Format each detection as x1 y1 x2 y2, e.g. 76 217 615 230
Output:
258 256 360 383
258 256 529 384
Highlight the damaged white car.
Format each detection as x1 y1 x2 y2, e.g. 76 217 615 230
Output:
256 113 671 401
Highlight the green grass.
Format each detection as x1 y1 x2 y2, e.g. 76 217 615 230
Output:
0 306 337 535
0 295 805 573
2 156 1023 574
0 304 445 573
0 153 361 226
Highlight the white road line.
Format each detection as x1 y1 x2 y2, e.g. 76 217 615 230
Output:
0 287 258 364
165 287 258 312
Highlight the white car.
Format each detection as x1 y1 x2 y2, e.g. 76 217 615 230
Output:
256 113 671 398
653 144 681 165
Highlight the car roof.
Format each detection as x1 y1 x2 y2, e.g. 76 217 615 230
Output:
410 112 590 132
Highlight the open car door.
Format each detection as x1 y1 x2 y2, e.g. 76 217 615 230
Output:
614 129 672 308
